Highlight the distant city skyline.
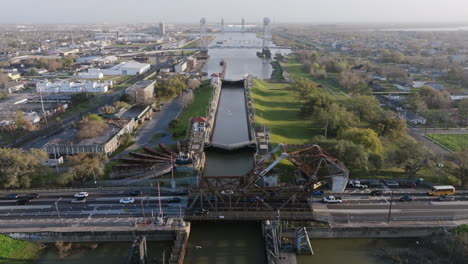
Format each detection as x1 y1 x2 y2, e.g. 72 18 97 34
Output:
1 0 468 24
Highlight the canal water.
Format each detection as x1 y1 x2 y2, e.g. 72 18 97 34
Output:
211 85 250 147
184 222 265 264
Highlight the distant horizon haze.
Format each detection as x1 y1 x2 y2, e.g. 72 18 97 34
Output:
1 0 468 24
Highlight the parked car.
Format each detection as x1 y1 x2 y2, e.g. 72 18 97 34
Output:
129 190 142 197
400 182 416 188
193 208 209 216
71 197 86 203
399 195 414 202
3 194 18 200
385 180 400 187
322 196 343 204
370 190 383 196
16 198 30 205
119 197 135 204
74 192 89 198
26 193 40 199
437 195 455 201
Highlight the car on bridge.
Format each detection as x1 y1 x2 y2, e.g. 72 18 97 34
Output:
399 195 414 202
25 193 40 199
74 192 89 198
128 190 141 197
322 196 342 204
384 180 399 187
3 194 18 200
370 190 383 196
193 208 209 216
16 198 30 205
120 197 135 204
437 195 455 201
71 197 86 203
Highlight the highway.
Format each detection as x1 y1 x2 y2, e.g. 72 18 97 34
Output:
0 189 188 223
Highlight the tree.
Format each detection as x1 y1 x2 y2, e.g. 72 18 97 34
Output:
300 92 334 117
316 103 357 137
314 137 369 170
77 114 108 139
418 86 451 109
387 138 433 178
346 95 382 122
374 117 408 139
187 79 202 90
458 99 468 126
66 153 108 182
156 76 188 97
289 78 318 99
441 150 468 187
339 70 370 94
61 57 74 68
0 148 49 188
15 111 25 131
338 127 383 154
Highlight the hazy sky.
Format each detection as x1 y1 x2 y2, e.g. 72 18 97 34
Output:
2 0 468 24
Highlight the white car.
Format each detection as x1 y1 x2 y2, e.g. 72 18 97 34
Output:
74 192 89 198
120 197 135 204
221 190 234 195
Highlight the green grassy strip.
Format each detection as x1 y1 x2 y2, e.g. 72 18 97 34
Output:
170 82 214 139
426 134 468 152
0 234 42 263
251 80 319 145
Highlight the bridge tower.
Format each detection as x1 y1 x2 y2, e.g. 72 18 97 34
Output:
241 18 245 32
261 17 272 58
221 18 224 33
200 17 208 50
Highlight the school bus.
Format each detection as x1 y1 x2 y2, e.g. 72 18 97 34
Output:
428 185 456 196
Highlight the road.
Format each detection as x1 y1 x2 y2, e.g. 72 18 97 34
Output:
0 189 188 224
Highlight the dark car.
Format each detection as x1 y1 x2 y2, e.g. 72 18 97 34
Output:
312 190 325 196
3 194 18 200
168 198 181 203
129 190 141 197
16 198 30 205
177 190 189 196
400 195 414 202
26 193 40 199
400 182 417 188
193 208 209 216
370 190 383 196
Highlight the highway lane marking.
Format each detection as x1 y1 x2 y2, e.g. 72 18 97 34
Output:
0 205 51 210
430 201 468 205
316 209 403 214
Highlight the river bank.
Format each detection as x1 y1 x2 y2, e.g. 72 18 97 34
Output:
0 234 43 264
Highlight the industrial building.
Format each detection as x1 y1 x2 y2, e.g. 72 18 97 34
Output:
87 61 151 76
125 80 155 105
36 80 112 93
44 118 137 156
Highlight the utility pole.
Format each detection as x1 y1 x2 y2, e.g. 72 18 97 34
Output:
387 191 394 223
141 197 147 220
55 197 62 224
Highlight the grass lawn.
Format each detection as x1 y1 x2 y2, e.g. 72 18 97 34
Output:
282 57 348 100
251 80 319 145
426 134 468 152
0 234 42 263
170 82 214 139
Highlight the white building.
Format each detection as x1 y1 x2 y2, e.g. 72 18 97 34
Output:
77 72 104 79
88 61 150 76
175 61 187 73
36 80 112 93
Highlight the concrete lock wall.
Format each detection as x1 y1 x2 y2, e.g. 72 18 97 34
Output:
282 225 452 239
5 230 176 243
